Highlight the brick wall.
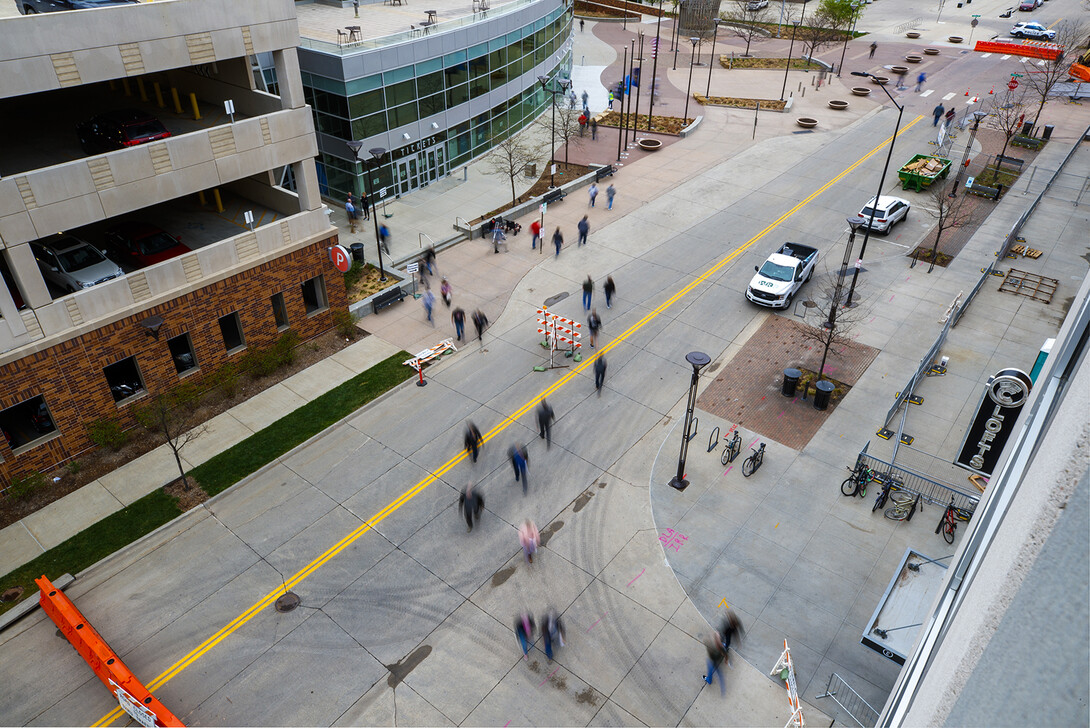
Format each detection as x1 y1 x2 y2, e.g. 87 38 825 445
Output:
0 234 347 480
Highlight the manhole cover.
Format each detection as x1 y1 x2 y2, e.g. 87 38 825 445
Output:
544 292 569 307
275 592 301 613
1 586 24 602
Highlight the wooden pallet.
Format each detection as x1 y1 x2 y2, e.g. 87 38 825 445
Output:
998 268 1058 303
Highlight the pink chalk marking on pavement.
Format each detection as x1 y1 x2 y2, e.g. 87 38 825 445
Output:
587 613 607 632
538 666 560 687
778 411 784 419
723 465 733 476
792 397 798 404
504 722 511 727
748 438 760 449
627 568 645 587
889 294 895 302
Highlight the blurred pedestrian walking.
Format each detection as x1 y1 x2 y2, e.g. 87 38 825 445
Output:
459 484 484 532
587 308 601 348
359 191 370 220
915 71 926 92
473 308 489 350
603 275 616 308
869 41 877 59
594 355 607 394
606 183 615 210
591 117 598 140
509 443 529 493
944 107 956 129
582 276 593 310
441 277 452 307
702 630 728 696
423 245 436 275
932 103 945 127
577 215 589 246
588 183 598 207
518 519 540 563
553 227 564 257
541 608 566 661
515 612 536 657
530 218 542 249
719 609 745 660
464 421 483 463
492 224 507 254
536 399 555 448
452 306 466 342
423 289 435 325
345 194 359 233
379 223 391 254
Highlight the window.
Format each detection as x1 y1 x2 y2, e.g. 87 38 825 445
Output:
301 276 328 315
0 395 57 451
167 333 198 375
388 102 419 129
218 312 245 353
103 356 146 403
271 292 289 330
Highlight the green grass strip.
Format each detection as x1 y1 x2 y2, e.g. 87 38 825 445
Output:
0 489 181 616
191 350 412 496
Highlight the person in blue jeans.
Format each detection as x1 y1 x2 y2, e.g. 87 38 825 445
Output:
577 215 589 245
515 612 536 657
606 183 616 210
588 182 598 207
582 276 593 310
703 631 728 696
451 307 465 342
509 444 529 493
553 227 564 256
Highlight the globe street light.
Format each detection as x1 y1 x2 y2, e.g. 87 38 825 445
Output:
538 75 571 188
347 141 388 282
706 19 721 98
846 71 905 307
669 351 711 491
683 37 699 124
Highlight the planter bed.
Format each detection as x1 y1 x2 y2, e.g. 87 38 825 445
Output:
694 93 788 111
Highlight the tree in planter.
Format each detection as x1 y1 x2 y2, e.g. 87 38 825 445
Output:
134 392 207 492
482 131 547 208
793 267 865 384
797 0 851 68
1022 20 1088 133
920 181 976 273
538 98 585 168
986 83 1031 163
722 0 769 57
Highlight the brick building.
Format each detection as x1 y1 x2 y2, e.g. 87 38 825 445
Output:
0 0 342 482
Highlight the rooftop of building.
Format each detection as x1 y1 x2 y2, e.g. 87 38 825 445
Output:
295 0 532 53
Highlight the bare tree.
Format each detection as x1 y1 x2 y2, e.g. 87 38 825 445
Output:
986 84 1031 162
722 0 769 57
794 268 865 382
920 181 976 273
1022 19 1088 131
797 5 848 68
134 392 206 491
542 97 585 167
483 131 545 208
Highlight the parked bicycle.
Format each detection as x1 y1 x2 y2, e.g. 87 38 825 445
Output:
872 473 905 512
936 497 973 544
721 429 742 465
742 442 766 477
884 492 919 522
841 463 875 498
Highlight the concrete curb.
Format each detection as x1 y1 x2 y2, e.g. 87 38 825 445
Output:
0 573 72 634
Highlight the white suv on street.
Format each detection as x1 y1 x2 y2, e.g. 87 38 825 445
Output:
1010 21 1056 40
855 196 911 234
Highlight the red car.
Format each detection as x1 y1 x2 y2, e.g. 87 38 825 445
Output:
103 222 190 268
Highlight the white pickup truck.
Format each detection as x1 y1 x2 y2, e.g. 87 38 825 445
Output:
745 242 819 309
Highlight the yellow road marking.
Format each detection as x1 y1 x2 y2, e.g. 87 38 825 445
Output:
95 115 923 726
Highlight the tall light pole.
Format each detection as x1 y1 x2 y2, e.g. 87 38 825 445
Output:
669 351 711 491
538 75 570 188
950 110 988 198
780 20 800 102
846 71 905 307
706 19 721 97
647 0 664 129
837 3 862 78
349 140 388 282
683 37 699 123
617 45 627 161
827 217 864 330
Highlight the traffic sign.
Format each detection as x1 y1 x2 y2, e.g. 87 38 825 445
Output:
1008 78 1019 90
970 18 979 27
330 244 352 273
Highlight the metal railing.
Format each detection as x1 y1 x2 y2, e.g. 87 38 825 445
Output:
951 261 994 327
815 672 880 727
857 443 979 513
884 313 953 428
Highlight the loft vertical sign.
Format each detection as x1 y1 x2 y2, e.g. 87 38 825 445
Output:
955 368 1032 476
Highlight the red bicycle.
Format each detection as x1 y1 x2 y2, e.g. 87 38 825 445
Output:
936 497 973 544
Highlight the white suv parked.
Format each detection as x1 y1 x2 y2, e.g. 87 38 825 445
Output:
1010 21 1056 40
855 196 911 234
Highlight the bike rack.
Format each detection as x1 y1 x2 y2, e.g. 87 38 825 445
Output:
707 426 720 452
686 417 699 442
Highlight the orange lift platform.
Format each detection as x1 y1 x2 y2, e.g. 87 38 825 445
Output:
35 575 184 727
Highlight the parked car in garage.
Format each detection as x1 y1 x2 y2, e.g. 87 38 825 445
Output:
855 195 911 234
76 109 171 154
16 0 137 14
30 235 124 293
103 222 191 268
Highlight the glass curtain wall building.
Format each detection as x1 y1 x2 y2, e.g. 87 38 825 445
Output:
282 0 573 204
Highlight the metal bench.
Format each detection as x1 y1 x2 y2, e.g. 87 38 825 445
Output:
968 181 1000 199
542 188 565 205
372 286 406 314
1010 135 1043 150
594 164 615 182
994 154 1024 171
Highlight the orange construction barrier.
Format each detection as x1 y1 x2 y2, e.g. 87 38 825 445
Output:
973 39 1063 60
35 576 184 727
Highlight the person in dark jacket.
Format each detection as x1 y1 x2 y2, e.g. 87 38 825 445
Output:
464 421 482 463
536 399 555 448
458 484 484 531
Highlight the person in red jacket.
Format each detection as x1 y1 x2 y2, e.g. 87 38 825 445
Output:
530 218 542 250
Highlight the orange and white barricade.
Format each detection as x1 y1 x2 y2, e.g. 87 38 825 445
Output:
535 307 582 370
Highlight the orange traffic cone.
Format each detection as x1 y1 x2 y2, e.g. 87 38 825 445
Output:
964 87 970 96
988 85 994 94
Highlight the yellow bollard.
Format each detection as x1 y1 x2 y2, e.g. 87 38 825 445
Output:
153 82 165 108
189 92 201 121
136 78 148 102
212 188 224 213
171 87 182 115
198 190 207 206
122 79 132 96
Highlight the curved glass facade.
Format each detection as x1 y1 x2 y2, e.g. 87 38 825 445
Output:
298 1 573 203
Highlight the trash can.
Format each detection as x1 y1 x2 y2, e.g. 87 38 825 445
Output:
1042 124 1054 141
350 243 366 263
814 380 835 411
1021 121 1033 136
782 368 801 397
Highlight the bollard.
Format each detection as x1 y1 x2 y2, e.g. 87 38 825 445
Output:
171 87 183 114
137 78 148 102
153 81 165 108
189 92 201 120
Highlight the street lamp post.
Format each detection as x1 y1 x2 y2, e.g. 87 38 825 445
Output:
837 3 863 78
950 110 988 198
780 21 800 102
846 71 905 307
683 37 699 123
538 75 571 188
826 217 864 330
669 351 711 491
647 0 664 129
706 19 720 97
348 141 389 283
